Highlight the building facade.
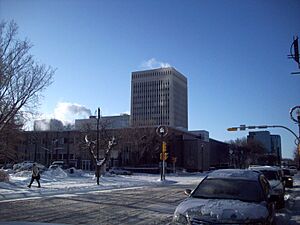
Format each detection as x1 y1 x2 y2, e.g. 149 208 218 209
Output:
247 131 282 164
75 114 130 130
271 135 282 161
15 126 232 172
130 67 188 129
247 131 272 153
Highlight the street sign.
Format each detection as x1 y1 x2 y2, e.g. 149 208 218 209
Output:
156 125 168 137
240 125 246 130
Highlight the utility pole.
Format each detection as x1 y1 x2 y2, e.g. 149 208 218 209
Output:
96 107 100 185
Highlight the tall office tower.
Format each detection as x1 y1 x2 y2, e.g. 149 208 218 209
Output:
130 67 188 129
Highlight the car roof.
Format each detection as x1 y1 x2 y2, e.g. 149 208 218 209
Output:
249 165 280 171
207 169 261 181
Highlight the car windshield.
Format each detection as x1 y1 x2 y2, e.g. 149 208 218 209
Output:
260 170 279 180
192 178 264 203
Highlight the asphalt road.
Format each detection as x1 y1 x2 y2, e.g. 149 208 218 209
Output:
0 184 194 225
0 181 300 225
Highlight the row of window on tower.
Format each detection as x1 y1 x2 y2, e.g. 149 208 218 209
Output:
132 70 173 79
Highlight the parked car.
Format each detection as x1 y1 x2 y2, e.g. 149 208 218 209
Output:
249 166 285 208
282 168 293 188
289 166 298 176
49 161 65 169
108 167 132 175
173 169 276 225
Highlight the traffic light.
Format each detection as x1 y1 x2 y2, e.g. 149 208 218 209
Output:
162 141 167 153
160 152 168 160
164 152 169 160
227 127 238 131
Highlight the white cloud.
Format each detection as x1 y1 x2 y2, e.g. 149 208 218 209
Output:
141 58 171 70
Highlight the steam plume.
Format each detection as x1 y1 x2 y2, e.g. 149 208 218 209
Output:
141 58 171 69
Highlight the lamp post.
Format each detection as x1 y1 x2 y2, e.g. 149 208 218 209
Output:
201 144 204 172
156 125 168 181
290 106 300 169
96 107 100 185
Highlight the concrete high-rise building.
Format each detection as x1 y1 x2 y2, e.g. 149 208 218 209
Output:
247 131 282 157
130 67 188 129
75 114 130 130
247 131 272 153
271 135 282 160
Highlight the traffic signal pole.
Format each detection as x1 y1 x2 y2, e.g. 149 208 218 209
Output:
227 124 299 144
161 141 167 181
227 124 300 167
156 126 168 181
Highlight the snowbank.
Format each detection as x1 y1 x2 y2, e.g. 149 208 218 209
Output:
0 169 9 182
0 168 205 202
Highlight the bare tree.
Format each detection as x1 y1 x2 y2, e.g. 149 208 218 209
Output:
117 127 162 166
228 137 266 166
0 121 25 163
0 20 54 132
79 120 117 185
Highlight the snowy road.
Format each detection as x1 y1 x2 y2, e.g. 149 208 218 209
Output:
0 183 197 225
0 169 300 224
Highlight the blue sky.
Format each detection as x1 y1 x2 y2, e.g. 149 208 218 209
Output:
1 0 299 158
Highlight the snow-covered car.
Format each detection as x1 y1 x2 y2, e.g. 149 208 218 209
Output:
49 161 65 169
249 166 285 208
108 167 132 175
173 169 276 225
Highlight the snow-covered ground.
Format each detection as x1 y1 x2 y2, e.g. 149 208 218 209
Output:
0 167 299 224
0 167 205 202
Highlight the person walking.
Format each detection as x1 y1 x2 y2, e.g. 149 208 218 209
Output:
28 163 41 188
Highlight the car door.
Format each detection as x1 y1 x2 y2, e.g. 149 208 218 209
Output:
260 175 275 222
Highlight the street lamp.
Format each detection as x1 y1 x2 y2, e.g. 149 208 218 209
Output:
201 144 204 172
290 106 300 168
96 107 100 185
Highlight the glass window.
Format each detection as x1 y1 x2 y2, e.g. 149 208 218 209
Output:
192 178 264 203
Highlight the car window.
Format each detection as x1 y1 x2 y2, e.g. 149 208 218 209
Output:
260 170 279 180
192 178 264 203
259 176 270 197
